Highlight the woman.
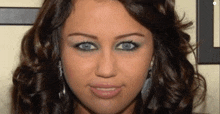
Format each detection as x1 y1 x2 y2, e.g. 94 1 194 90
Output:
12 0 206 114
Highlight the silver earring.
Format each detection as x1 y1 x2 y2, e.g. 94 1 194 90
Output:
141 73 152 101
59 61 62 77
141 60 153 101
58 61 66 98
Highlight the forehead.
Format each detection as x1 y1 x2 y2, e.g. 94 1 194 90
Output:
62 0 148 37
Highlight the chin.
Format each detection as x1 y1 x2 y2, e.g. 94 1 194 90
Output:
91 107 125 114
83 99 135 114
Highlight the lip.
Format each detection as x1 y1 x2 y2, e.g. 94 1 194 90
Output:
90 83 122 88
90 83 122 99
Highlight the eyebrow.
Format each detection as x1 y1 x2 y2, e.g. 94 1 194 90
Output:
67 32 145 40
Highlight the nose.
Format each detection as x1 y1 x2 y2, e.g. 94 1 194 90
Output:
95 50 117 78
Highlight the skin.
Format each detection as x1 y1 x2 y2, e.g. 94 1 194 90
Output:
61 0 154 113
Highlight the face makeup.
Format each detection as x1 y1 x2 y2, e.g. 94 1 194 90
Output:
61 0 154 113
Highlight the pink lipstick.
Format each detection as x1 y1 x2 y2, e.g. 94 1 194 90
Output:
90 83 122 99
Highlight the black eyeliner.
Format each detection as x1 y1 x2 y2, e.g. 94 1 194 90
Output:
73 40 140 52
116 40 140 51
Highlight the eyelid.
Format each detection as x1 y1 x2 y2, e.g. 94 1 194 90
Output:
116 40 134 46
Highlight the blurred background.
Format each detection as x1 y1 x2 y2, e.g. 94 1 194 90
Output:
0 0 219 114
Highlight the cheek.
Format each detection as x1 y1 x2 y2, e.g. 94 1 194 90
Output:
119 50 152 76
119 52 152 92
61 46 96 92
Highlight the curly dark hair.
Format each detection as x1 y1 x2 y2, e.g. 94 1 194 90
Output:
12 0 206 114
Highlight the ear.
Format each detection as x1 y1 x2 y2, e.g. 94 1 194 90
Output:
150 56 154 67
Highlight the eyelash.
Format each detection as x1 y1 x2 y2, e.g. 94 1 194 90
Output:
73 40 140 52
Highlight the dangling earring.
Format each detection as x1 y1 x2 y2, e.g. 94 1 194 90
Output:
141 69 152 101
141 60 153 101
58 61 66 98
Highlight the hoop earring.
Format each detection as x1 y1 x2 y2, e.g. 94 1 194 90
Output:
58 61 66 98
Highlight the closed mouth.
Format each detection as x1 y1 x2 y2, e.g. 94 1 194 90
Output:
90 86 122 99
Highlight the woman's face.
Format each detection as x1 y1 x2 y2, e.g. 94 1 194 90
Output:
61 0 154 113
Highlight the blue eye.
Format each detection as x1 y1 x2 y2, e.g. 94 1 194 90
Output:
116 41 139 51
74 42 97 51
74 41 139 52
